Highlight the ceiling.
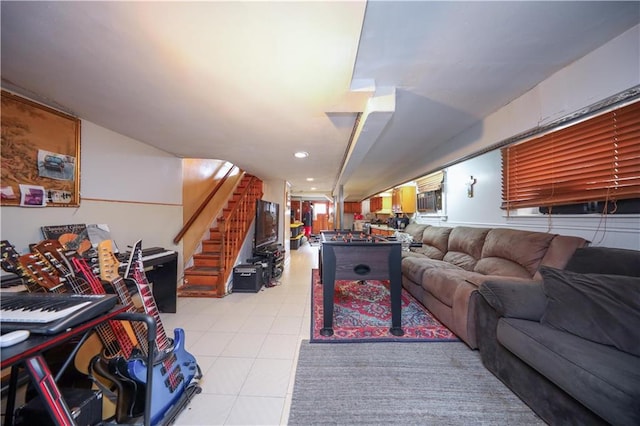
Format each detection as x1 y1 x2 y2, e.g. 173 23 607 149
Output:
2 1 638 202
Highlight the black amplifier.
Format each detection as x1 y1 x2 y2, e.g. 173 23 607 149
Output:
15 388 102 426
232 264 263 293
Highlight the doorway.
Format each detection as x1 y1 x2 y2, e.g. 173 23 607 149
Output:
301 200 333 236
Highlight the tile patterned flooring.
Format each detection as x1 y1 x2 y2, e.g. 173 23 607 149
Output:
166 243 317 425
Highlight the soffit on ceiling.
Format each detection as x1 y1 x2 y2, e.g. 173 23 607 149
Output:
1 1 638 202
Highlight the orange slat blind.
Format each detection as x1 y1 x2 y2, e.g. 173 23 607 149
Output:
501 101 640 210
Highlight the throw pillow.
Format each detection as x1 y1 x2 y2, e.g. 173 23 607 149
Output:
540 266 640 357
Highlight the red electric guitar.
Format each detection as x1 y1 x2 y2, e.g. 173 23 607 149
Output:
32 240 145 422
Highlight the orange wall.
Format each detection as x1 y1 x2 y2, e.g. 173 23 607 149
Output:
181 159 242 264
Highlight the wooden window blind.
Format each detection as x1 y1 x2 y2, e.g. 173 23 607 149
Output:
501 101 640 210
416 171 444 193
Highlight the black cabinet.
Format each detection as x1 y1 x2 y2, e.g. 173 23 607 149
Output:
143 251 178 313
251 243 285 284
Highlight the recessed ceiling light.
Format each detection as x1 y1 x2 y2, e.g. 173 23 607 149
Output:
306 177 314 181
294 151 309 158
310 187 317 190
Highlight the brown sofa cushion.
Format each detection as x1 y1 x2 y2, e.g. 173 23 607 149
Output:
533 235 588 280
421 268 470 307
403 223 429 243
443 226 491 271
402 255 463 279
402 257 432 283
475 228 556 278
418 226 452 260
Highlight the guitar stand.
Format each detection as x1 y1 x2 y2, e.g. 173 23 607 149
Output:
2 311 156 426
103 314 203 426
156 381 202 426
113 312 157 426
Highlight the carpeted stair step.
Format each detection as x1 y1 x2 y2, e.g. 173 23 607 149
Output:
178 265 221 297
222 207 234 216
202 240 222 252
176 286 218 298
193 254 221 267
182 267 220 286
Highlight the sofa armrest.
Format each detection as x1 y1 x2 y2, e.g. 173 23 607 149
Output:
478 279 546 321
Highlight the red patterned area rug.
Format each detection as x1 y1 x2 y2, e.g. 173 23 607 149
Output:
310 269 458 343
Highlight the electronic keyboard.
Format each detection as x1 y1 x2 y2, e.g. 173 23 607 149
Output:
0 293 118 335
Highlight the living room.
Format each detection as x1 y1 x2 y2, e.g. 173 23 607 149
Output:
1 2 639 425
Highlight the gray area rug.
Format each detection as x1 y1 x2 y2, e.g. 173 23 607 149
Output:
289 341 544 425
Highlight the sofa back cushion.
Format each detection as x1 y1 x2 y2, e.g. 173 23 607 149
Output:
565 247 640 276
540 266 640 357
403 223 429 243
475 228 556 278
536 235 588 276
443 226 491 271
413 226 452 260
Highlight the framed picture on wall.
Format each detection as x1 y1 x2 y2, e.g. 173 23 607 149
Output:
1 90 81 207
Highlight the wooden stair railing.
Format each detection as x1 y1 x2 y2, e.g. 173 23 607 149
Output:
178 174 263 297
217 175 263 295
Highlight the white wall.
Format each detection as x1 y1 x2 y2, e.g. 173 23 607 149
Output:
81 122 182 203
1 119 184 265
421 151 639 250
413 26 640 250
418 25 640 178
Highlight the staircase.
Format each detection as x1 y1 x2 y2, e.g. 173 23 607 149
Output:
177 174 263 298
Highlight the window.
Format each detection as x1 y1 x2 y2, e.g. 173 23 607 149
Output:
416 171 444 213
417 191 442 212
501 101 640 212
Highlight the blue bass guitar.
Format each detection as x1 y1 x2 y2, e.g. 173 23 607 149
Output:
112 240 202 425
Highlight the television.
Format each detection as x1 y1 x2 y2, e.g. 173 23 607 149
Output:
254 199 279 249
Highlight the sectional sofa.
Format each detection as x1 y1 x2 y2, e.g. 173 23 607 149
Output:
473 247 640 425
400 223 587 348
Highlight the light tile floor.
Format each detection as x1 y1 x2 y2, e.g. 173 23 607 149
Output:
165 243 317 425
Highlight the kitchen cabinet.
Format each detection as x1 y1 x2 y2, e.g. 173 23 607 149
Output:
343 202 361 213
369 197 382 212
392 186 417 213
381 196 392 212
370 196 391 213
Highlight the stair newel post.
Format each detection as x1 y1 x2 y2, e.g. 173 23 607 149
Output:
218 217 227 297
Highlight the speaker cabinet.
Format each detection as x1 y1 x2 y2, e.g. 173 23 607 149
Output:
16 388 102 426
232 264 263 293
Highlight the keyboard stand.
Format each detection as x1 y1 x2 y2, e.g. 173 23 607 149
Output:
1 308 157 426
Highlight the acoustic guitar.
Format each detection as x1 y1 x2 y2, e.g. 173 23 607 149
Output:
32 240 145 422
57 229 92 255
16 251 67 293
1 240 46 293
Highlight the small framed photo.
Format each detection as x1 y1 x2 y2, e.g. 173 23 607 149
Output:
19 184 46 207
